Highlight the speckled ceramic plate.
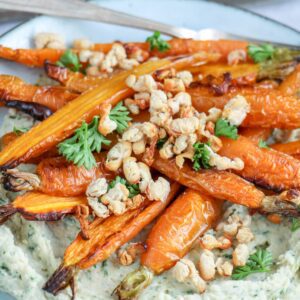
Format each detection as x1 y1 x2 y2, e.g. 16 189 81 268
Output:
0 0 299 299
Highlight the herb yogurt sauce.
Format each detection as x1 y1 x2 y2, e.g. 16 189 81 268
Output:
0 110 300 300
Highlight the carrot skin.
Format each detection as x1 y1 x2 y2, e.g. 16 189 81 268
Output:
239 128 272 144
141 189 222 274
151 153 264 208
271 140 300 159
219 136 300 191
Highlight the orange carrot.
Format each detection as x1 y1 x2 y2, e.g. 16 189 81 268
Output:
0 192 87 224
114 189 221 299
218 136 300 191
271 140 300 159
278 64 300 96
189 86 300 129
0 74 78 111
239 128 272 144
43 182 180 295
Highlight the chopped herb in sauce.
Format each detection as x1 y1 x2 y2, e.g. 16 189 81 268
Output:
291 218 300 232
13 126 29 135
156 136 168 149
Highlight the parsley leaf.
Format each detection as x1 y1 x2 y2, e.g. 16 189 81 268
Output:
156 136 168 150
109 102 132 134
232 248 273 280
109 176 140 198
291 218 300 232
258 139 270 149
192 142 211 171
13 126 29 135
248 44 276 63
56 49 82 72
146 31 170 52
215 118 238 140
58 117 111 170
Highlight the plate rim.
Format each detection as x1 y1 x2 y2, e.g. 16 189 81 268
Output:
0 0 299 41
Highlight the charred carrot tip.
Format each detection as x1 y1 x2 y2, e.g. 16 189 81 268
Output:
0 204 17 225
43 264 76 296
4 100 53 120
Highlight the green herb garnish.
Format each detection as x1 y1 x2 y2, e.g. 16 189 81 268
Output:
215 118 238 140
258 139 270 149
248 44 276 63
109 102 132 134
192 142 211 171
56 49 82 72
13 126 29 135
156 136 168 150
232 248 273 280
291 218 300 232
146 31 170 52
109 176 140 198
58 117 110 170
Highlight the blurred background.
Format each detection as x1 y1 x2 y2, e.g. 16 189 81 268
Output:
0 0 299 35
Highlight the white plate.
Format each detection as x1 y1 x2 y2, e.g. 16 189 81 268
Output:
0 0 299 299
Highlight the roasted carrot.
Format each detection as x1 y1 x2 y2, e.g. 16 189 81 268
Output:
0 45 64 67
0 39 247 68
45 62 110 93
43 182 180 295
189 86 300 128
114 189 221 299
151 152 300 216
0 59 170 169
189 63 258 82
239 128 272 144
0 75 78 111
2 153 118 196
278 64 300 96
0 192 87 224
271 140 300 160
218 135 300 191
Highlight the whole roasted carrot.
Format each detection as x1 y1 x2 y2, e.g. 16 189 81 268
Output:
114 189 221 299
0 74 78 111
0 39 246 68
0 45 64 67
2 153 118 196
189 86 300 128
0 192 87 224
218 135 300 191
239 128 272 144
43 182 180 296
151 152 300 216
271 140 300 160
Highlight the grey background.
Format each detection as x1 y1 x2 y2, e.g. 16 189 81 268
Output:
0 0 299 35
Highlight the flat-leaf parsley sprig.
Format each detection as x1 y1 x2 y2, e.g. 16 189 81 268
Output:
146 31 170 52
247 44 275 63
56 49 82 72
192 142 211 171
109 176 140 198
58 117 111 170
232 248 273 280
109 102 132 134
214 118 238 140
